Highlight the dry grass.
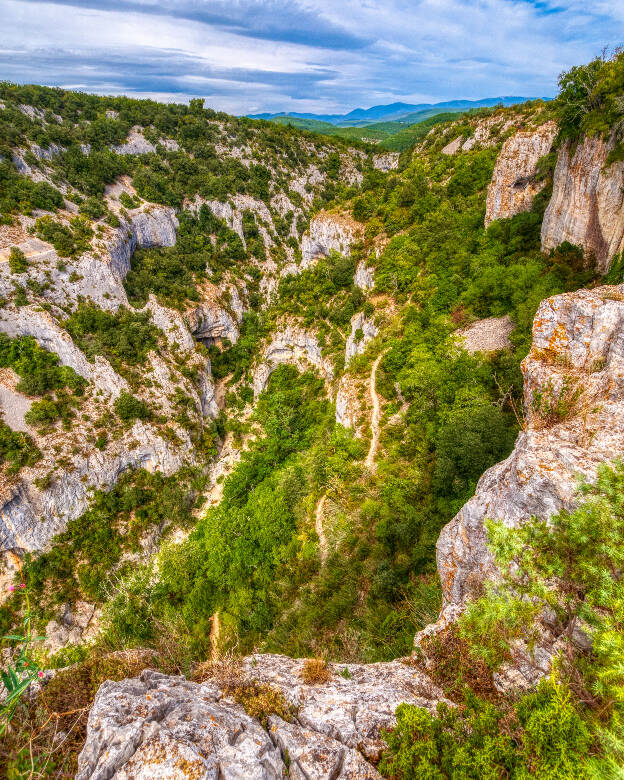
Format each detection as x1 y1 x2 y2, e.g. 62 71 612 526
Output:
300 657 332 684
193 652 293 727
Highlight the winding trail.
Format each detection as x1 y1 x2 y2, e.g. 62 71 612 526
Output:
365 353 384 471
315 494 328 565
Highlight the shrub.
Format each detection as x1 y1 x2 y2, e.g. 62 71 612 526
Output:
114 391 150 422
65 304 160 370
8 247 28 274
380 680 591 780
0 417 41 473
300 658 332 684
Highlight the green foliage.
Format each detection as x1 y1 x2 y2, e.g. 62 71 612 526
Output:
123 208 227 308
23 469 199 607
0 589 44 737
78 195 107 220
380 680 591 779
113 391 150 422
65 303 160 370
0 416 41 474
0 160 63 218
0 333 85 396
35 214 93 257
556 51 624 141
8 247 28 274
147 367 331 649
462 461 624 707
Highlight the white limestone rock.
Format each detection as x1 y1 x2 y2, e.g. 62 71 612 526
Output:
345 312 378 363
301 212 364 269
485 121 557 227
253 325 334 398
541 133 624 272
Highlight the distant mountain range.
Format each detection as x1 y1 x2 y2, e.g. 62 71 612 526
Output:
248 96 550 128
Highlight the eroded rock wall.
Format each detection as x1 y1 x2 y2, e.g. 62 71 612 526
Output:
253 324 334 398
301 212 364 268
485 121 557 226
541 134 624 272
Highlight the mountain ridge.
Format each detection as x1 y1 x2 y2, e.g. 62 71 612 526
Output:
248 95 550 126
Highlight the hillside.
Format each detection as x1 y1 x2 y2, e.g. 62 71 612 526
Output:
1 50 624 778
256 98 545 147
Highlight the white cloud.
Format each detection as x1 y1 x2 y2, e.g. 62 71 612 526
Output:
0 0 621 113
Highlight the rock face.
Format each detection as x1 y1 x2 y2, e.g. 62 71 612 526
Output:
485 121 557 227
354 260 374 290
0 202 218 554
541 134 624 272
301 212 364 268
345 312 378 363
253 324 334 398
77 655 444 780
335 374 364 433
372 153 399 171
437 284 624 620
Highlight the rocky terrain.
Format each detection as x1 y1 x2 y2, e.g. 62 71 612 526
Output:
77 656 444 780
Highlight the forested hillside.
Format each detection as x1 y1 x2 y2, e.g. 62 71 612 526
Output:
1 50 624 779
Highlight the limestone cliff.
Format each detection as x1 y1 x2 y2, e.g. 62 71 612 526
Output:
541 134 624 272
0 207 216 554
485 122 557 226
253 323 334 398
437 283 624 620
301 212 364 268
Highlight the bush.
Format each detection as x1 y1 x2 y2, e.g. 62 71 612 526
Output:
8 247 28 274
380 680 591 780
114 391 150 422
0 417 41 474
65 304 160 370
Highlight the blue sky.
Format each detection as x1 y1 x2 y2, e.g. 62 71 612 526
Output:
0 0 621 114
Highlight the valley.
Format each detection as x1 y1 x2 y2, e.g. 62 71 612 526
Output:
0 49 624 778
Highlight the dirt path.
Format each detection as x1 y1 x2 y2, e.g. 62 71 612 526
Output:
315 494 328 564
365 354 384 471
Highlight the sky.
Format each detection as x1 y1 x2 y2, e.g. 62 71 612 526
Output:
0 0 622 115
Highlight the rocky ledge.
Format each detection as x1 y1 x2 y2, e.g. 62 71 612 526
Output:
76 654 443 780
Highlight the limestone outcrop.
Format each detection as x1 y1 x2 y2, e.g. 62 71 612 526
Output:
77 655 444 780
437 284 624 620
355 260 374 290
253 324 334 398
301 212 364 268
345 312 378 363
541 134 624 272
485 121 557 226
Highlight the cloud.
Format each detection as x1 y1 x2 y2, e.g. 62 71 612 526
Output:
1 0 622 114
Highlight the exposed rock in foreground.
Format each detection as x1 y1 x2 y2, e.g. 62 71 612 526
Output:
77 655 443 780
541 134 624 272
437 283 624 620
485 121 557 227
